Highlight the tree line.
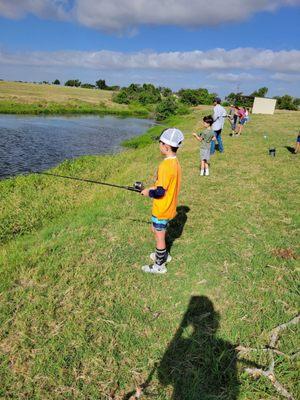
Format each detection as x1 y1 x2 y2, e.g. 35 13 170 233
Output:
112 84 300 118
13 78 300 113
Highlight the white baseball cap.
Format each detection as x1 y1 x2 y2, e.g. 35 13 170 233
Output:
160 128 184 147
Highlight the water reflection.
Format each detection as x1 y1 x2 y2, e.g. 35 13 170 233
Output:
0 115 154 179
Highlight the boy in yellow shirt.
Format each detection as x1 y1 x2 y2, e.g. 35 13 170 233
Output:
141 128 184 274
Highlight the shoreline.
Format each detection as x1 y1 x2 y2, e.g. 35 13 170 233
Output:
0 100 151 118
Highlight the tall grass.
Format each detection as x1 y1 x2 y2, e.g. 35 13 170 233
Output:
0 100 150 118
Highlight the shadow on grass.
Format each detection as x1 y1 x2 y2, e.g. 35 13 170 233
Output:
284 146 295 154
123 296 239 399
157 296 239 399
123 296 265 399
166 205 190 254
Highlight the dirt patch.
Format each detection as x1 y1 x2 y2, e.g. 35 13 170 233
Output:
272 248 297 260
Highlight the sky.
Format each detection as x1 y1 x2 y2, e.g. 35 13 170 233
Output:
0 0 300 98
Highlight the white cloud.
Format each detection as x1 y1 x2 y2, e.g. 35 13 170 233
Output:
209 72 258 82
74 0 300 32
271 72 300 82
0 0 69 20
0 0 300 32
1 48 300 74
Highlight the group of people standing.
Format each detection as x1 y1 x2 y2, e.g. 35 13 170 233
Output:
192 97 250 176
228 104 250 136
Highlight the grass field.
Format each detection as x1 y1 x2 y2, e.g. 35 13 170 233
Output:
0 81 149 117
0 109 299 399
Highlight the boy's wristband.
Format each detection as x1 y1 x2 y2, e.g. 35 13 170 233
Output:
149 186 166 199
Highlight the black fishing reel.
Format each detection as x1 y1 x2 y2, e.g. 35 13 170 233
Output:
134 181 144 192
128 181 144 192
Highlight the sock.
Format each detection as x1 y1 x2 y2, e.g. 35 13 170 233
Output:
155 248 167 266
205 167 209 175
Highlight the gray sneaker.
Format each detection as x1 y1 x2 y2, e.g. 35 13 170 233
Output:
150 253 172 263
142 263 167 274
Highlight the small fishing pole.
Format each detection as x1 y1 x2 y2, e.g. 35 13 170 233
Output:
33 171 144 193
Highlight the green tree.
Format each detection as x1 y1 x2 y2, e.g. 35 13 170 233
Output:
250 87 268 98
112 83 161 105
274 95 297 110
158 87 173 97
293 98 300 109
52 79 60 85
65 79 81 87
178 88 215 106
106 85 120 91
225 92 253 107
81 83 95 89
155 96 179 121
113 90 130 104
178 89 200 106
96 79 108 90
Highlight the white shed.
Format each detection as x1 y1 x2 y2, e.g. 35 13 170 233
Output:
252 97 277 115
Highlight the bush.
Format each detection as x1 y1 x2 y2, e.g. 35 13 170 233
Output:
113 90 130 104
81 83 95 89
65 79 81 87
178 88 215 106
155 97 179 121
274 95 298 110
112 83 161 105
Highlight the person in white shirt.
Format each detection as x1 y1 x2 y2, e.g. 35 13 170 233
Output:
210 97 227 154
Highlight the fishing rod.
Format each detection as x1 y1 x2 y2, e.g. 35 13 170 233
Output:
33 171 144 193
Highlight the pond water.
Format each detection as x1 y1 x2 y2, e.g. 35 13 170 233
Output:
0 115 154 179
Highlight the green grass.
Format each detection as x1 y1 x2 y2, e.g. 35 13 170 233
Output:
0 109 299 399
0 81 150 117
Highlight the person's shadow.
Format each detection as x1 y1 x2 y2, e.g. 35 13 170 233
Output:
284 146 295 154
166 206 190 254
123 296 263 399
157 296 239 399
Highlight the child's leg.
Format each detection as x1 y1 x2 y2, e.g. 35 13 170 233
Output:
200 160 205 175
210 137 216 154
204 161 209 175
154 229 168 265
216 132 224 152
154 228 166 249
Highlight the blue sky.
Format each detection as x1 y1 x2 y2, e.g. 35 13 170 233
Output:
0 0 300 97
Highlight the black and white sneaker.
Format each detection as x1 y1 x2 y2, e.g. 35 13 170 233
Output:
141 263 167 274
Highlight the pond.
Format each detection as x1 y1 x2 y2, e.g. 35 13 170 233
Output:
0 114 154 179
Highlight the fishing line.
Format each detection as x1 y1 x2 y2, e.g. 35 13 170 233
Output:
32 171 144 193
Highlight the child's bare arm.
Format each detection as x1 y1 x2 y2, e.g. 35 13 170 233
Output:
192 132 202 142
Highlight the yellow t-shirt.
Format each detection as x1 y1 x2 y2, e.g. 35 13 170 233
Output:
152 156 181 220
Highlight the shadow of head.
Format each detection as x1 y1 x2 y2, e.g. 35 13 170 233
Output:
177 205 190 214
182 295 220 335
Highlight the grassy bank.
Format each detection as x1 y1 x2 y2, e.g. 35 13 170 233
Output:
0 110 299 399
0 81 150 117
